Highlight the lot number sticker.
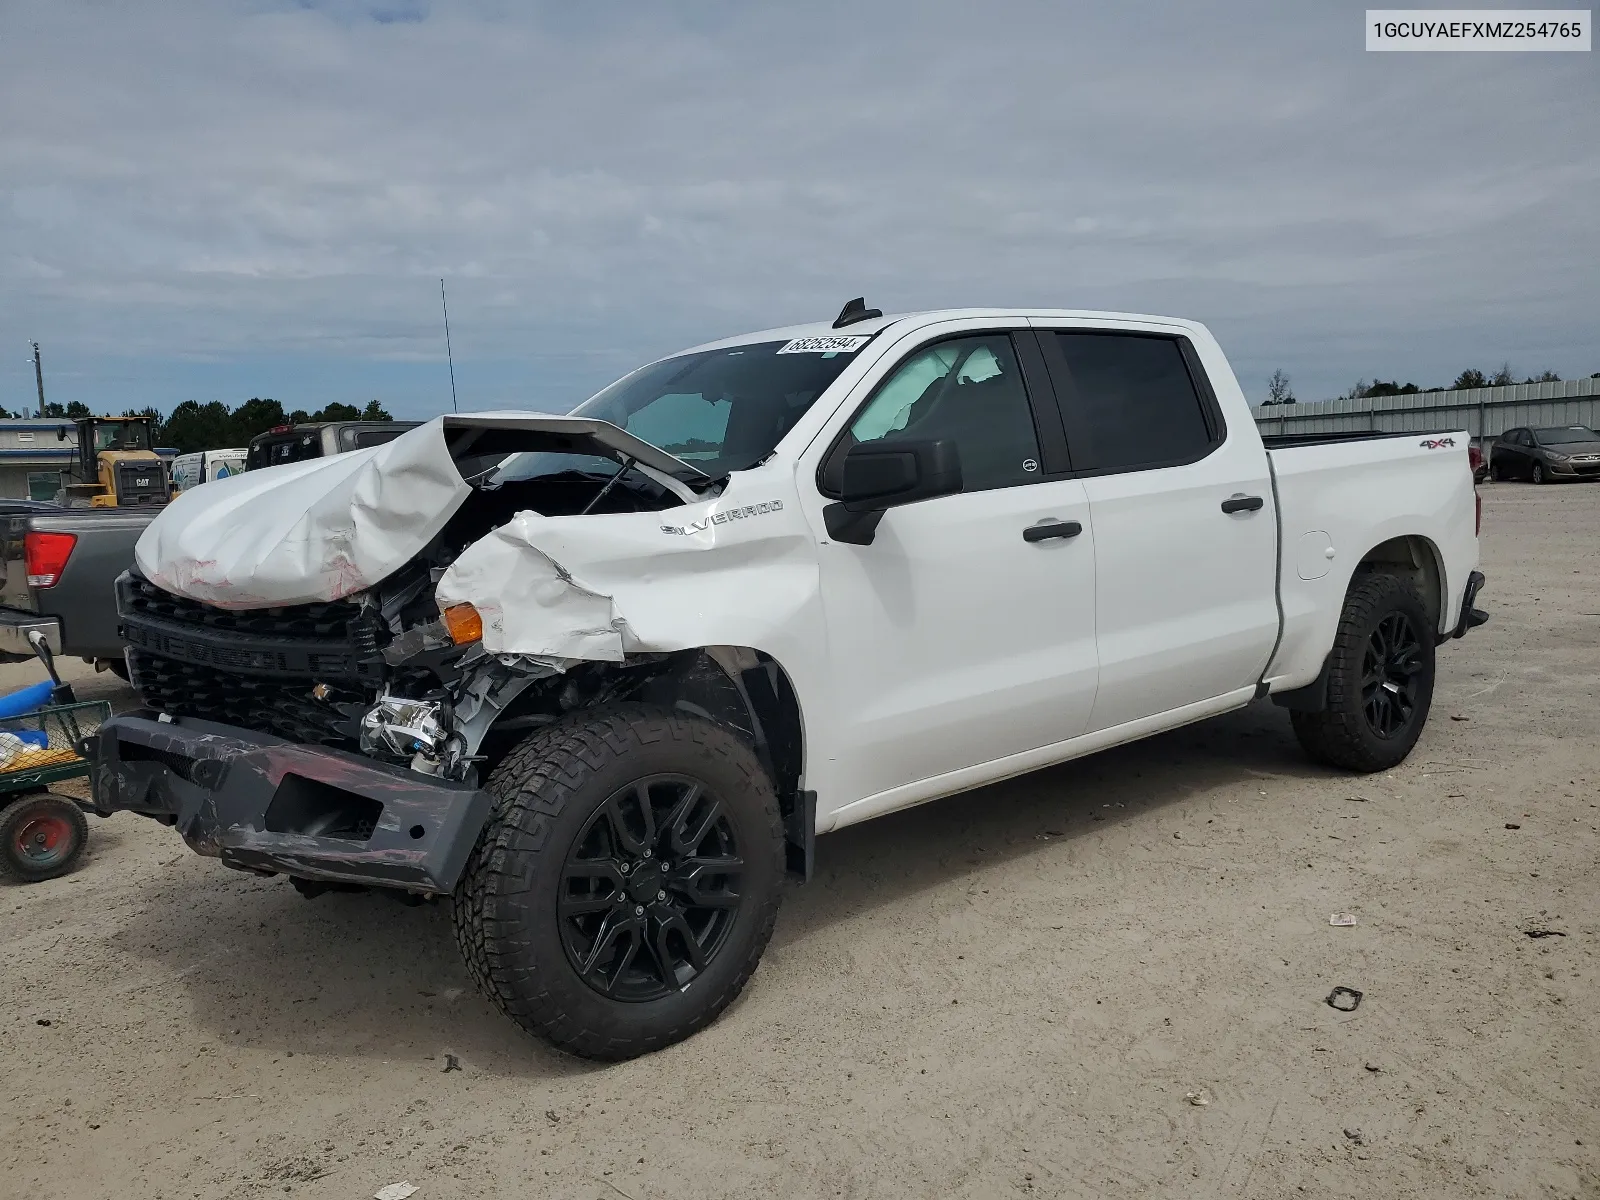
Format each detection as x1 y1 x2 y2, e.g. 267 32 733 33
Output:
777 335 871 354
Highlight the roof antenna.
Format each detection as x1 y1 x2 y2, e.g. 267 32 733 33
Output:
832 297 882 329
440 278 459 414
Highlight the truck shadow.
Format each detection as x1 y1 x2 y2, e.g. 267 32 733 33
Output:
106 702 1325 1077
774 702 1322 949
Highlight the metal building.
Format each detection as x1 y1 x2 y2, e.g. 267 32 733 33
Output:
1253 376 1600 451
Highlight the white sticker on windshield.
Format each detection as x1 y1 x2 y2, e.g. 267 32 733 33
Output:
776 335 871 355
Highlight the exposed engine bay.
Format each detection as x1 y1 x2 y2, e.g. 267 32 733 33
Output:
127 434 694 776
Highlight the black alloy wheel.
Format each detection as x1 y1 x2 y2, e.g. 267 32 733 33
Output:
1532 461 1547 484
1360 611 1424 740
453 705 784 1060
1290 572 1437 773
559 774 743 1002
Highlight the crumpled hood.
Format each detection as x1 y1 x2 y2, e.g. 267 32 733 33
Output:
134 411 709 610
135 419 470 608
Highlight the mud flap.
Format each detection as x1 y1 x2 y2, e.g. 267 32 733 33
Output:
786 789 816 883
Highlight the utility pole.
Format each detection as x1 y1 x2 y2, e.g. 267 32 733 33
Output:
440 279 459 414
31 341 45 418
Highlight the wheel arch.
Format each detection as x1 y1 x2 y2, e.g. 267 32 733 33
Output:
479 644 813 877
1353 534 1445 635
1273 537 1445 715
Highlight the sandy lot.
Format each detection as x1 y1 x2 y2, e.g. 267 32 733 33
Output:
2 482 1596 1200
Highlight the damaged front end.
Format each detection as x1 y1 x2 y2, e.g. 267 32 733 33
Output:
93 413 714 894
97 573 568 894
93 406 814 893
93 572 740 894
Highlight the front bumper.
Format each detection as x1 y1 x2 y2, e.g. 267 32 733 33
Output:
88 713 491 894
1548 458 1600 476
0 609 61 658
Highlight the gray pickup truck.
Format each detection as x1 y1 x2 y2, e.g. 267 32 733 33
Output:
0 506 153 669
0 420 419 669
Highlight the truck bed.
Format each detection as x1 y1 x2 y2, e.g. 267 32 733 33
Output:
1260 429 1462 450
0 507 158 661
1262 428 1478 693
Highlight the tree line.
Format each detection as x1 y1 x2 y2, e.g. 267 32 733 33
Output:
1261 365 1599 406
0 397 393 454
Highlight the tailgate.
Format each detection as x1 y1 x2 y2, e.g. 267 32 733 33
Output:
25 508 159 659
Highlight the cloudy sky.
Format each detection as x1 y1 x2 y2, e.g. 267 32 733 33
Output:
2 0 1596 419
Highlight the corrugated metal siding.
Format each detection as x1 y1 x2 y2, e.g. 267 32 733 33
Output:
1252 376 1600 444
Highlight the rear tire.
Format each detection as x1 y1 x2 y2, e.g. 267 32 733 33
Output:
452 704 784 1060
1291 573 1436 773
0 794 89 883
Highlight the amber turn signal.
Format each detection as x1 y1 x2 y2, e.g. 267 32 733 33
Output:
442 603 483 645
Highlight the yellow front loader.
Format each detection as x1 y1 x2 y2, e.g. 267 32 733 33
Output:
60 416 172 508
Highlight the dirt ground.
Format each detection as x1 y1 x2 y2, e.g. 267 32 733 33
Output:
2 482 1596 1200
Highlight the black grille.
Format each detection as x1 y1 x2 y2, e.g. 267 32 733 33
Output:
116 462 168 506
128 651 368 748
120 573 383 750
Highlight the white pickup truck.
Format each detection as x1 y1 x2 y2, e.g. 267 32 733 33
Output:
90 303 1487 1059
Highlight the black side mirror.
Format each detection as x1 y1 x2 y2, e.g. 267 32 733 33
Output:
824 438 962 545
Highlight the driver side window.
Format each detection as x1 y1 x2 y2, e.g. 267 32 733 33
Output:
849 334 1041 492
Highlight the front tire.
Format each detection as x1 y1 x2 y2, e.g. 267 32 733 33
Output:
1532 462 1546 485
1291 573 1436 773
453 705 785 1060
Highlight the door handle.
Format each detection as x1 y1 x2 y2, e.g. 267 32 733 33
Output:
1220 495 1265 514
1023 519 1082 543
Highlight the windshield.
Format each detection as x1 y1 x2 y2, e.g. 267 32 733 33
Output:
94 422 150 452
566 338 866 476
1534 426 1600 445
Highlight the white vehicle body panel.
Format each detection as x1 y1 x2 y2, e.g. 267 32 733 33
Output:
1263 432 1478 689
1027 314 1280 732
435 463 824 665
134 413 703 609
133 308 1483 837
136 420 471 608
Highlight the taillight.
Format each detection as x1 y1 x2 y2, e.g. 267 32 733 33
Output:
24 531 77 588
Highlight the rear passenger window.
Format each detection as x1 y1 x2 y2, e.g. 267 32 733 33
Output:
1052 333 1216 472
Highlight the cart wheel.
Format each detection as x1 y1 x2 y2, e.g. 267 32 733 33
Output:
0 794 89 883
